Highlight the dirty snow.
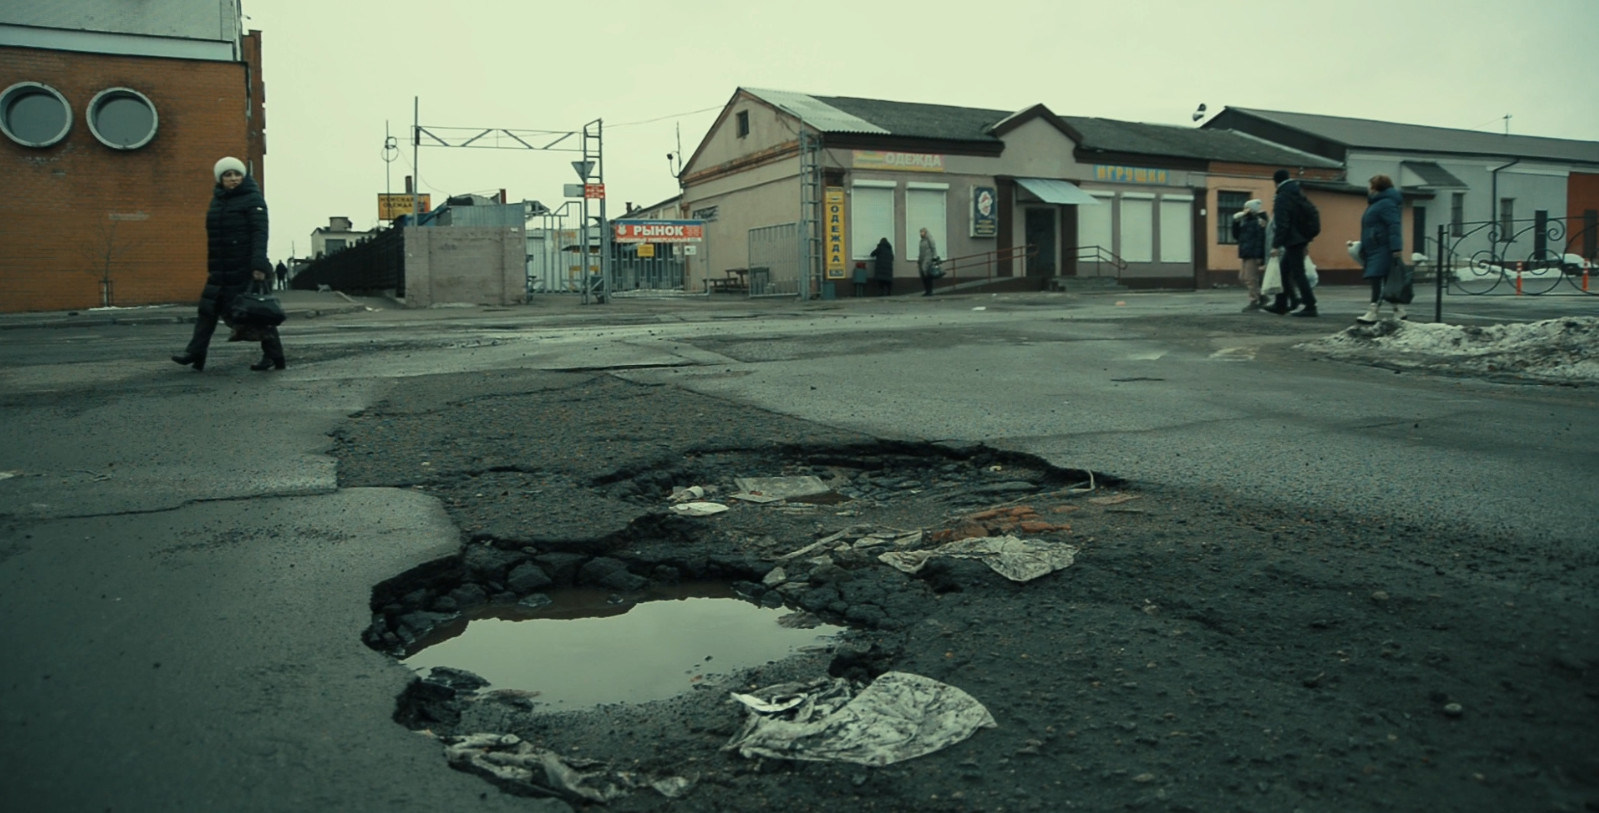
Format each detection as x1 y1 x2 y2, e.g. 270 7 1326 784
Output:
1299 316 1599 384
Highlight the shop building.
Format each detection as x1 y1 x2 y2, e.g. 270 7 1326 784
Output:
1205 107 1599 264
678 89 1347 296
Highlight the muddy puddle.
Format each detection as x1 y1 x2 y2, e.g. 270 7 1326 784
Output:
401 583 845 708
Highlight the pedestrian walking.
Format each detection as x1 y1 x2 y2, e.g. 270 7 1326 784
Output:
1266 169 1321 317
274 260 288 291
1232 199 1269 311
917 227 939 297
1355 174 1406 324
170 157 286 372
868 237 895 296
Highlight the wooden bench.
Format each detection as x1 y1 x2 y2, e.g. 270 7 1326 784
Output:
707 268 749 294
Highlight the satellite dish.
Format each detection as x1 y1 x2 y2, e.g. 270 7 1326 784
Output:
1192 103 1208 122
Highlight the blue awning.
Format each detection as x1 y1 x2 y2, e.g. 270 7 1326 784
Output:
1016 177 1101 205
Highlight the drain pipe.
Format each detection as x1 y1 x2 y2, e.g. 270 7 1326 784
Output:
1489 157 1521 263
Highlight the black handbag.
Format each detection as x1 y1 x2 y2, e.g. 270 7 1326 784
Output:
1381 260 1414 304
228 281 287 327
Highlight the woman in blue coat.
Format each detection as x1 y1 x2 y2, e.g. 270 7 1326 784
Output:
171 157 286 371
1355 174 1404 323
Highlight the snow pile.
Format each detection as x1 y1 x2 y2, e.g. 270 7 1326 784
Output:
1299 316 1599 384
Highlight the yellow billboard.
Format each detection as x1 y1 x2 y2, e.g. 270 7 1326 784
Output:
378 193 431 220
824 187 846 279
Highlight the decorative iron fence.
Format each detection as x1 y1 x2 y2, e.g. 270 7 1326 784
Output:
1436 215 1596 298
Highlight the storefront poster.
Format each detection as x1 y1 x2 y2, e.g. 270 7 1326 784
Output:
971 186 996 237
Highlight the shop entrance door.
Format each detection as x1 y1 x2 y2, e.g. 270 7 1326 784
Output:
1025 208 1056 276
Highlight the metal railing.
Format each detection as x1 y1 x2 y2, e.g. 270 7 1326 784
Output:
1074 244 1128 278
935 244 1038 287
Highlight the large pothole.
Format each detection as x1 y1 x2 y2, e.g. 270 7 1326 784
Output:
365 442 1117 803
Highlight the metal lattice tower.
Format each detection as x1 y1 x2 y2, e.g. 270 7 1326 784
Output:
798 130 823 300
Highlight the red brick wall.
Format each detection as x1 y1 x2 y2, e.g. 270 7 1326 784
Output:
1567 173 1599 260
0 40 263 313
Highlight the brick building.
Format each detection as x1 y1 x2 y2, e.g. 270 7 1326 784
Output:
0 1 265 313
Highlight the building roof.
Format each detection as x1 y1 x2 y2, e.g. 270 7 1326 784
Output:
742 89 1341 168
744 88 1010 143
1400 161 1467 188
1219 107 1599 164
1064 117 1341 168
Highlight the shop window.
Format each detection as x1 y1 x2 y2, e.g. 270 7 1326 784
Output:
1078 192 1114 255
849 182 894 259
1216 191 1248 244
905 185 947 262
1120 196 1154 263
1159 196 1193 263
87 87 158 149
0 82 72 148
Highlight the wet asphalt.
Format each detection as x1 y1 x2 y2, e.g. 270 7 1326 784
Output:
0 283 1593 811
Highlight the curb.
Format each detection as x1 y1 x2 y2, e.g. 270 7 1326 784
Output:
0 304 371 331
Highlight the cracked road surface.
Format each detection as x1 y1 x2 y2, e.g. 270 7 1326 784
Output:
1 289 1594 811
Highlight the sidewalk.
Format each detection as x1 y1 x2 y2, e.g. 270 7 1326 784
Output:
1 283 1589 331
0 288 386 330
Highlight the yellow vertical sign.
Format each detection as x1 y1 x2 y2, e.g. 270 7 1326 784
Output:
824 187 846 279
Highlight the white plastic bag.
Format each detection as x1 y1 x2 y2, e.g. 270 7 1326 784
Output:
1261 255 1283 296
1305 256 1319 288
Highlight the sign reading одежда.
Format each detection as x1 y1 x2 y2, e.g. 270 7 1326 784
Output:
824 187 846 279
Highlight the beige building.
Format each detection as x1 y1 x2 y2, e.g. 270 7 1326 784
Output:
678 89 1345 296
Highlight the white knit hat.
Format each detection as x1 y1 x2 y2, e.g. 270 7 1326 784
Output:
1245 199 1263 213
213 156 247 182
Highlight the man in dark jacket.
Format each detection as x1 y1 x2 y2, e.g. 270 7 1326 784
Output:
1267 169 1318 317
1231 199 1268 311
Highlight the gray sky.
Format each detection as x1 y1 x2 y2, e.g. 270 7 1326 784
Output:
243 0 1599 263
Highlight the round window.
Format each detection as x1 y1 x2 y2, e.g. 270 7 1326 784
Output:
0 82 73 148
87 87 158 150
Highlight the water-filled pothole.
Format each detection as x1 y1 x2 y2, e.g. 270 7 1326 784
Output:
401 582 846 709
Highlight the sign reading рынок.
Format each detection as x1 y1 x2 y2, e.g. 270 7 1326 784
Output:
613 220 705 243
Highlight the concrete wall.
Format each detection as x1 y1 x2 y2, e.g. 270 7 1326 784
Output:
0 37 261 313
402 226 525 308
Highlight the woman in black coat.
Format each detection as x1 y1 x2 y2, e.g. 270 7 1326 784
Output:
171 157 285 371
868 237 894 296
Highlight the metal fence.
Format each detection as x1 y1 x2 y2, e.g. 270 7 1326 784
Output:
289 226 405 296
747 222 803 298
611 245 687 294
1437 216 1596 298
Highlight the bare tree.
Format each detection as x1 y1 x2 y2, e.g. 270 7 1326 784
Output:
87 212 148 307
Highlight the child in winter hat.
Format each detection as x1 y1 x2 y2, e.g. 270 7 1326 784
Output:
213 156 247 182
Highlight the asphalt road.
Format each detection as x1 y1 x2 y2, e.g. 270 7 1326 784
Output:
0 286 1593 811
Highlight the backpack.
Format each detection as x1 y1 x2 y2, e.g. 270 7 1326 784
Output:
1298 195 1321 241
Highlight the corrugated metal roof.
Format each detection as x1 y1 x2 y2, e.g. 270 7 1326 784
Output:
742 88 887 134
1226 107 1599 164
742 89 1008 142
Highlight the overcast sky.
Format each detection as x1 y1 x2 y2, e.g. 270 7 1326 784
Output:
242 0 1599 263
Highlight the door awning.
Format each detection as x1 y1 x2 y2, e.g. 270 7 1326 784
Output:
1016 178 1100 205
